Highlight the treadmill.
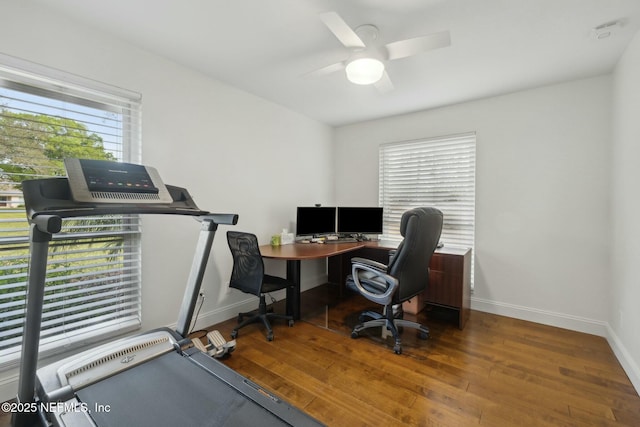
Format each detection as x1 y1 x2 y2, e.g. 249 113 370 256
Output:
12 159 323 427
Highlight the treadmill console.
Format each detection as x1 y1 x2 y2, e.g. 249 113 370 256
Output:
65 158 173 204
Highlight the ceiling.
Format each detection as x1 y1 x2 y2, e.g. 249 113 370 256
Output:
33 0 640 126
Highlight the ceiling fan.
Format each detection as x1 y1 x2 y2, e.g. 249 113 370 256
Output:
309 11 451 93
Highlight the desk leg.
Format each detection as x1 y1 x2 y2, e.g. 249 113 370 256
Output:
286 260 301 320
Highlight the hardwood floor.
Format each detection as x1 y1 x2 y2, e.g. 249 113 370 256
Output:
207 284 640 426
2 285 638 427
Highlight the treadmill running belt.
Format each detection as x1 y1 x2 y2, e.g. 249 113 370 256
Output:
76 351 290 426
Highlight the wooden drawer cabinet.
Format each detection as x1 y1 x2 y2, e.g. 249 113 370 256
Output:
425 248 471 329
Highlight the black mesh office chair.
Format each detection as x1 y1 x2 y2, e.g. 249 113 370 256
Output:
347 207 443 354
227 231 294 341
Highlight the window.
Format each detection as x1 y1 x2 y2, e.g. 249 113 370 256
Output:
0 55 142 366
379 132 476 282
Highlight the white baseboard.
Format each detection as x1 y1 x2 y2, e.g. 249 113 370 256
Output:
170 274 328 334
605 325 640 395
470 296 608 336
471 296 640 395
0 371 18 403
181 298 258 333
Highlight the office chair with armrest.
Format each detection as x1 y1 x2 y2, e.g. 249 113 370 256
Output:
227 231 294 341
346 207 443 354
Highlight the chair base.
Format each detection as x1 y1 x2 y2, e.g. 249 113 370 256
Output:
231 295 293 341
351 306 429 354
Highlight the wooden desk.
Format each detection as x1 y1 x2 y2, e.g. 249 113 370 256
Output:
259 242 363 320
261 241 471 329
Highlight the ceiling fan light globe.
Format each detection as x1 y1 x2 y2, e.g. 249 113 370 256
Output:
345 58 385 85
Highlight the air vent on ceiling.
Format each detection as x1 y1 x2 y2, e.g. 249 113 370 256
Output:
591 21 622 40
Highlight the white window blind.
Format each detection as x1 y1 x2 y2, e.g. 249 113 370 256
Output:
0 55 142 366
379 132 476 279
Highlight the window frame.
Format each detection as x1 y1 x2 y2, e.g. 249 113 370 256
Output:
0 54 143 368
378 132 476 283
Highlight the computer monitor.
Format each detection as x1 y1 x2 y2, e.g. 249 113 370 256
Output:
337 207 383 235
295 207 336 236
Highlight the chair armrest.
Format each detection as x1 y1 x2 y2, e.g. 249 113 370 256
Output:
350 257 387 272
350 261 398 306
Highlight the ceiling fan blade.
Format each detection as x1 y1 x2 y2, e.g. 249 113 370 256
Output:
385 30 451 60
304 61 345 78
319 11 366 48
374 71 394 93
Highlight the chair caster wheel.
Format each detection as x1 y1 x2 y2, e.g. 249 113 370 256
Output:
394 345 402 355
230 330 238 339
419 331 429 340
266 333 274 342
288 319 294 327
351 331 359 339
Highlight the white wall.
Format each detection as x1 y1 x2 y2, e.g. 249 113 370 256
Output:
0 1 332 401
610 29 640 392
2 0 638 404
335 76 612 334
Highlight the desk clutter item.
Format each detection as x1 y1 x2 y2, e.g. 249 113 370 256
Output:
280 229 294 245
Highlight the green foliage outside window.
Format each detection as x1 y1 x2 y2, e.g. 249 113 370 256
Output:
1 108 133 354
0 109 115 184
